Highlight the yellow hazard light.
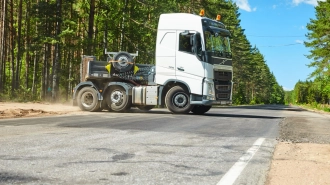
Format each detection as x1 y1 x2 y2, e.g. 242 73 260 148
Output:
99 89 103 93
216 14 221 21
199 9 205 16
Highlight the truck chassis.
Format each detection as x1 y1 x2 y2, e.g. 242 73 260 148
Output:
73 51 231 114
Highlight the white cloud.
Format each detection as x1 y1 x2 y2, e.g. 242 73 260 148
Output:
296 40 304 44
233 0 256 12
292 0 326 6
273 5 278 9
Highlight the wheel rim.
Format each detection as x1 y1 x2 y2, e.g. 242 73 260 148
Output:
111 90 124 106
117 56 129 68
173 92 188 108
81 92 94 108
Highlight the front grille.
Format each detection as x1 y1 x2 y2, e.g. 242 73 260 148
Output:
214 71 232 81
216 85 231 92
216 93 229 99
214 71 232 101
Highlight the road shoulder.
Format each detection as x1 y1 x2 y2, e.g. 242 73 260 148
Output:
266 107 330 185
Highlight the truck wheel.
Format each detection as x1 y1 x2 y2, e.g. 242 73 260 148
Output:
165 86 193 114
106 86 131 112
101 100 112 112
137 105 154 111
112 52 133 73
191 105 212 115
77 87 100 112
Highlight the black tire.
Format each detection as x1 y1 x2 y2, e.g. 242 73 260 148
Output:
165 86 193 114
77 87 101 112
101 100 112 112
112 52 134 73
137 105 154 111
191 105 212 115
106 86 131 112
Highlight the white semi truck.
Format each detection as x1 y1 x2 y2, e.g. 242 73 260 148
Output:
73 11 233 114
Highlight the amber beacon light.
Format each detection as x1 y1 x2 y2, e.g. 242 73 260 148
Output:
199 9 205 16
216 14 221 21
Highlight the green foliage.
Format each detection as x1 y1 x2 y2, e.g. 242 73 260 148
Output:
290 1 330 108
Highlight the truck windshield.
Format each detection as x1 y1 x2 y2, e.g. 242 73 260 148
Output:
204 31 231 54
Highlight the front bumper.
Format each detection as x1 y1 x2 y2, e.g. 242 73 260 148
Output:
190 100 232 106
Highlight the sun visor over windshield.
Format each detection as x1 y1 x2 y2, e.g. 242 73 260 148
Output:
207 26 231 37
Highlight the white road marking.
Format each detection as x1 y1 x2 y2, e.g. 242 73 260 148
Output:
217 138 265 185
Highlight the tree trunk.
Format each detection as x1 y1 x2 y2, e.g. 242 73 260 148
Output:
0 0 6 93
41 45 46 100
67 50 72 101
120 0 128 50
52 0 62 102
86 0 95 55
25 0 31 90
9 0 15 96
32 50 38 97
15 0 23 90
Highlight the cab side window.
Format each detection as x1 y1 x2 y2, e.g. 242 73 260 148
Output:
178 32 194 54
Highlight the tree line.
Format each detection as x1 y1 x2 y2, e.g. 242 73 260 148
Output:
286 1 330 107
0 0 284 104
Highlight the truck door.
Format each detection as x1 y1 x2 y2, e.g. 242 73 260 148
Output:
175 31 205 95
155 31 177 84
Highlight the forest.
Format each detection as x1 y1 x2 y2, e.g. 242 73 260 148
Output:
0 0 285 104
286 1 330 110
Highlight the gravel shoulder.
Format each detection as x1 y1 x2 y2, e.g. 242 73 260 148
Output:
266 107 330 185
1 102 330 184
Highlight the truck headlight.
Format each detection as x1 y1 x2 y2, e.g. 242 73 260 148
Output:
208 83 214 95
203 82 215 100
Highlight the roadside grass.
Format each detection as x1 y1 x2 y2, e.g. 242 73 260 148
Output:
297 103 330 113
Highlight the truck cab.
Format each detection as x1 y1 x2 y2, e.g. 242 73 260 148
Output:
155 13 232 106
73 11 233 114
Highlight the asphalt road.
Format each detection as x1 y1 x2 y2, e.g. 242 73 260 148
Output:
0 105 284 185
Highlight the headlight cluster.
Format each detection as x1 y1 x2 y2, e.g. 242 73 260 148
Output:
204 82 215 100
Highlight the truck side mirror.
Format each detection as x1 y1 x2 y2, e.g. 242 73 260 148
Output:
193 33 203 61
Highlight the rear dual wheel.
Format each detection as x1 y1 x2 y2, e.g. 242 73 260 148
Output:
77 87 101 112
106 86 131 112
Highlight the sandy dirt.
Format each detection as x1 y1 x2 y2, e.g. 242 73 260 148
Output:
266 112 330 185
267 143 330 185
0 102 82 119
1 102 330 184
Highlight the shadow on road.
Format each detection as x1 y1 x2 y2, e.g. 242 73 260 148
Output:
111 108 282 119
215 105 306 112
195 113 282 119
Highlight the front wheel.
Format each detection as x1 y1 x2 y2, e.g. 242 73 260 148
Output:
77 87 100 112
106 86 131 112
191 105 212 115
165 86 193 114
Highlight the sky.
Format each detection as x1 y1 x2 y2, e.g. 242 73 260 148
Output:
232 0 325 91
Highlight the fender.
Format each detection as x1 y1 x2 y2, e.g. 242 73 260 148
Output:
73 81 102 101
163 79 191 93
104 82 134 96
158 79 192 106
